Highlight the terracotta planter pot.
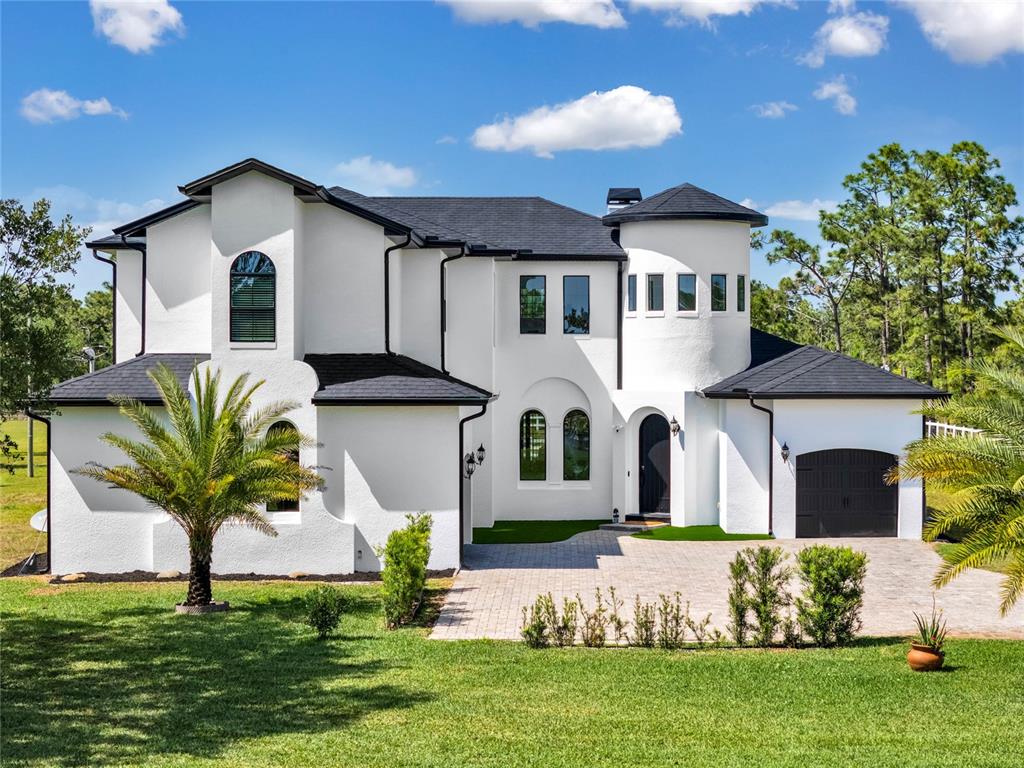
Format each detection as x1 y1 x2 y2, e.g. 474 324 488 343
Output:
907 643 944 671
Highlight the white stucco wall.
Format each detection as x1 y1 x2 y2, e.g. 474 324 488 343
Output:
718 398 771 534
398 248 443 367
113 250 142 363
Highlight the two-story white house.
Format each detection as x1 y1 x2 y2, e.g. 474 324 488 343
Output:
41 159 941 575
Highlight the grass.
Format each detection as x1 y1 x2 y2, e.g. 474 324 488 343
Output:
934 542 1010 575
0 419 48 570
633 525 774 542
473 519 605 544
1 578 1022 767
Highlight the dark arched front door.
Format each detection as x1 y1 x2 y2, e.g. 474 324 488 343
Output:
796 449 898 537
638 414 670 515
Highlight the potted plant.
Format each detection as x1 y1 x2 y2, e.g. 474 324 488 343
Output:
908 599 947 672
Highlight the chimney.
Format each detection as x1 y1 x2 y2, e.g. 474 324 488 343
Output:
606 187 642 214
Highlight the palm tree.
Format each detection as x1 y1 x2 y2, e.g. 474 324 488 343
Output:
77 364 323 607
889 326 1024 615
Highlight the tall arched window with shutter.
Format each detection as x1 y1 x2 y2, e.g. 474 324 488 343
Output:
230 251 276 342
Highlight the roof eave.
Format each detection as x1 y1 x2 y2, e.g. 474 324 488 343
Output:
702 390 945 400
603 211 769 228
112 199 201 237
178 158 320 200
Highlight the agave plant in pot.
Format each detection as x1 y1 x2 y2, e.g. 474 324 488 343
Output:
908 598 948 672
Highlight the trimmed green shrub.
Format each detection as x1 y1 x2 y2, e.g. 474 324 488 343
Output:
747 546 792 647
549 595 579 648
606 586 628 645
795 545 868 647
657 592 686 650
379 512 433 629
727 552 751 645
305 585 348 639
630 596 656 648
578 590 608 647
521 594 552 648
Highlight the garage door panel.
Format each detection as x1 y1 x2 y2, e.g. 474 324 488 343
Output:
795 449 898 538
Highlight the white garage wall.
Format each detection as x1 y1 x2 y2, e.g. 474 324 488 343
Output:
718 398 770 534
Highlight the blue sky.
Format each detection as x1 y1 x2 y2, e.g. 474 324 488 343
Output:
2 0 1022 297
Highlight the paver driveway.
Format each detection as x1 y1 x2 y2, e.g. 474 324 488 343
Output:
432 531 1024 640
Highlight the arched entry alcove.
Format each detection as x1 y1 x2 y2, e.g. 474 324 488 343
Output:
638 414 671 515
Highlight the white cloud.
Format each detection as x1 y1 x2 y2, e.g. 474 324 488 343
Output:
828 0 855 12
90 0 184 54
799 11 889 67
813 75 857 115
629 0 794 27
20 89 128 124
332 156 419 194
750 100 798 118
472 85 681 158
436 135 459 145
898 1 1024 64
439 1 626 28
763 198 839 221
32 185 167 238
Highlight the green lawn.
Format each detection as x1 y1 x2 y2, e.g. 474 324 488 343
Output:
633 525 774 542
0 419 48 570
1 578 1021 768
934 542 1010 575
473 519 605 544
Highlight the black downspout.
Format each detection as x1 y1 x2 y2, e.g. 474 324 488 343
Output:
616 261 624 390
458 401 489 568
748 396 774 536
440 245 466 375
24 409 51 573
91 250 117 363
120 236 146 357
384 235 412 356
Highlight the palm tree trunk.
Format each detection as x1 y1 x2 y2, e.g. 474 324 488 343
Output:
186 544 213 606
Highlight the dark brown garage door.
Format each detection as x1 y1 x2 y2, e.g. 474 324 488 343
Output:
796 449 898 537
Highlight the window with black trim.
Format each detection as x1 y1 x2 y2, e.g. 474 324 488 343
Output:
737 274 746 312
711 273 727 312
647 274 664 312
266 420 299 512
677 274 697 312
520 275 545 334
627 274 637 312
519 410 546 481
563 410 590 481
230 251 276 342
563 275 589 334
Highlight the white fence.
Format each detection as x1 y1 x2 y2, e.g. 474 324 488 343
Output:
925 420 982 438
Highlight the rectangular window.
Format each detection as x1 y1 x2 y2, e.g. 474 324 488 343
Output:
230 273 276 342
563 276 590 334
711 274 727 312
627 274 637 313
520 275 545 334
677 274 697 312
737 274 746 312
647 274 664 312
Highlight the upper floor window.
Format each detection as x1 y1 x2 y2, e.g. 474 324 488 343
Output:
563 410 590 481
737 274 746 312
677 274 697 312
627 274 637 313
520 275 546 334
230 251 276 342
266 420 299 512
519 410 546 481
563 276 590 334
711 273 727 312
647 274 664 312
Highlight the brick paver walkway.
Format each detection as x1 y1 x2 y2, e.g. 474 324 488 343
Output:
432 531 1024 640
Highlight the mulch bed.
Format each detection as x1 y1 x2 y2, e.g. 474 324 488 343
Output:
41 568 455 584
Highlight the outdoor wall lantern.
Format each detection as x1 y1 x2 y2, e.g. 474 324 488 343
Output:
781 442 790 463
464 444 486 479
670 416 681 436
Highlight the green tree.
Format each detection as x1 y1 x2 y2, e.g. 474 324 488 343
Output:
750 278 828 347
76 365 324 607
73 282 114 370
889 326 1024 614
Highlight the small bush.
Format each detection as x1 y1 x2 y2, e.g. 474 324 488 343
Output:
684 603 713 648
379 513 433 629
795 545 868 647
727 553 751 646
549 596 579 648
747 546 792 647
780 607 802 648
578 590 608 647
521 595 552 648
305 584 347 639
631 597 656 648
657 592 686 650
606 586 629 645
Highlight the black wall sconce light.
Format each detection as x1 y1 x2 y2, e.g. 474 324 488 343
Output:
670 416 681 436
781 442 790 463
464 444 486 479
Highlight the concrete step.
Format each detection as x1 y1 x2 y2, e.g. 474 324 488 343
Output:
599 521 669 532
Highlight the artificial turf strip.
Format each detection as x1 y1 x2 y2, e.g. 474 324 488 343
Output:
632 525 774 541
472 519 606 544
2 578 1022 768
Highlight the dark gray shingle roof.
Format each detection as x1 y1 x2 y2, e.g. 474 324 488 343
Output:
48 353 210 405
305 354 492 404
85 234 147 250
603 183 767 227
703 336 943 399
749 328 803 368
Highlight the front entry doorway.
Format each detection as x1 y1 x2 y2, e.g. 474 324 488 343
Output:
638 414 671 515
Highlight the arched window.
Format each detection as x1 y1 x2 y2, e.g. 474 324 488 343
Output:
230 251 276 342
519 410 546 481
266 420 299 512
563 410 590 481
